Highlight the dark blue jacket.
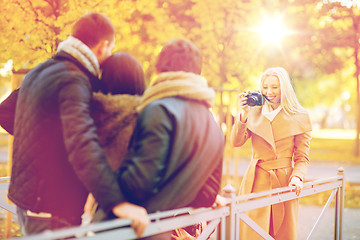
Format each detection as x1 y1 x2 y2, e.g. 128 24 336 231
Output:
8 51 122 225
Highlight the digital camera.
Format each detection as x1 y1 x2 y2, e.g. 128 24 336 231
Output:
245 91 265 106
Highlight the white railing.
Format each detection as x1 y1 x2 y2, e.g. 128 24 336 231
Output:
0 177 16 214
0 168 344 240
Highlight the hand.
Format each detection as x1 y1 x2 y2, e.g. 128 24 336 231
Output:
84 193 96 216
289 176 303 196
112 202 150 238
171 228 198 240
238 91 250 122
213 195 227 208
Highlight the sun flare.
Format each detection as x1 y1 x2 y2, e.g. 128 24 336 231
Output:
255 16 289 47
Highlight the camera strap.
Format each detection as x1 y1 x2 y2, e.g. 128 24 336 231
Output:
262 94 273 103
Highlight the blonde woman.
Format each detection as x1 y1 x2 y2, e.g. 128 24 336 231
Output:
230 67 312 240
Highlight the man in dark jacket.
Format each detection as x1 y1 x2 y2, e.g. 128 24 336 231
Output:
8 12 149 237
115 38 225 238
0 88 18 135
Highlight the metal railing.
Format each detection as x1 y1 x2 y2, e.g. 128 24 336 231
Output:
0 168 344 240
231 168 345 240
0 177 15 215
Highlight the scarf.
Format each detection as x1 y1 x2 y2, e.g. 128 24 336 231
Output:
262 101 282 122
57 36 101 77
91 93 141 171
136 71 216 112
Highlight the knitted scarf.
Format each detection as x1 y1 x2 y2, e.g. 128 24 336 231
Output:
262 102 282 122
136 71 216 112
57 36 101 77
91 93 141 171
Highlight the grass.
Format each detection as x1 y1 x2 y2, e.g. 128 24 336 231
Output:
299 182 360 209
310 129 359 162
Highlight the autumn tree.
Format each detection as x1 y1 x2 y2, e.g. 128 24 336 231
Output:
312 1 360 155
243 0 360 156
0 0 186 83
159 0 267 127
1 0 359 149
1 0 75 70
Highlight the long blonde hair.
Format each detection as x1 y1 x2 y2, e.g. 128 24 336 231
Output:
260 67 306 115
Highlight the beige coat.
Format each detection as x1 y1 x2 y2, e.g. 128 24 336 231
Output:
230 106 312 240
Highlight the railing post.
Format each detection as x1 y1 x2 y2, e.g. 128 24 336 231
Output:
221 184 236 240
334 167 344 240
5 136 13 239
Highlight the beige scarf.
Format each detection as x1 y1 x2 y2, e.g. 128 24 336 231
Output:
57 36 101 77
262 101 282 122
137 71 216 112
92 93 141 171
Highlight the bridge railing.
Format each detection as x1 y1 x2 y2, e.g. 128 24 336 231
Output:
0 168 344 240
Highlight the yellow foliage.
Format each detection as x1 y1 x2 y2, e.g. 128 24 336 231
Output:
0 0 359 118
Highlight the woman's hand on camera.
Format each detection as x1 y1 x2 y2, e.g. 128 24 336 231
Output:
238 91 250 122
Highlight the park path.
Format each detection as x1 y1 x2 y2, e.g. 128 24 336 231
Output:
298 205 360 240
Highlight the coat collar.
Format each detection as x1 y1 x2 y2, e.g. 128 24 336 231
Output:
247 107 312 150
53 51 107 93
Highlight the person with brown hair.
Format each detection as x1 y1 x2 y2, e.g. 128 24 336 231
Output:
83 52 146 220
103 38 225 239
8 12 149 237
91 52 146 171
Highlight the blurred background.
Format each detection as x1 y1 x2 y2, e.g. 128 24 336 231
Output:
1 1 359 143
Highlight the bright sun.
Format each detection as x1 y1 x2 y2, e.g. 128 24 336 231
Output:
255 16 289 47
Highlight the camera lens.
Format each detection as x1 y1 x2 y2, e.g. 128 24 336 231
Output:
247 96 258 106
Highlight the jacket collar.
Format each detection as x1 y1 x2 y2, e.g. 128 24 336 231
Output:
56 36 101 77
53 51 107 93
247 106 312 150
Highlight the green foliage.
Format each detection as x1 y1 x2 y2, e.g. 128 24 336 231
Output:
310 138 359 162
299 182 360 209
344 182 360 208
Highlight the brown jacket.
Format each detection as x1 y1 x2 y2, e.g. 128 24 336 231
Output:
230 106 312 240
